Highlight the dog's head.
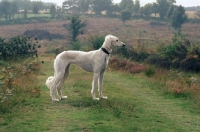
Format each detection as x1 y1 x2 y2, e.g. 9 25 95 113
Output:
106 34 125 47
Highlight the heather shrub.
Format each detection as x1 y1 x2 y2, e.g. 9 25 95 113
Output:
109 57 146 73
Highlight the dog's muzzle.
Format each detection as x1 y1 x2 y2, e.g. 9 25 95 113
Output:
122 44 125 47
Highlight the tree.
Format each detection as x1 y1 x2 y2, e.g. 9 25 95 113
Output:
50 5 56 18
62 0 79 13
170 5 187 31
91 0 112 15
120 10 132 25
106 4 120 16
0 1 11 21
32 5 39 17
0 1 19 21
166 5 175 19
156 0 170 19
15 0 32 11
78 0 90 14
133 0 140 15
24 9 28 19
120 0 134 13
140 3 152 17
67 15 86 41
168 0 176 5
151 2 159 17
10 2 18 20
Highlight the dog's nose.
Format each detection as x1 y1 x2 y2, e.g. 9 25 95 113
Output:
122 44 125 47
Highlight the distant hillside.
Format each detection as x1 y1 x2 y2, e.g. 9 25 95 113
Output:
185 6 200 11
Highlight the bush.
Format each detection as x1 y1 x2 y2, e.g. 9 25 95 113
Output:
72 41 82 50
147 33 200 72
88 35 105 50
0 36 40 60
109 57 147 74
144 68 155 77
113 42 149 62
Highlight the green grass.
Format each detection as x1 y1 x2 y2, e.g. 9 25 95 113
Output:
0 55 200 132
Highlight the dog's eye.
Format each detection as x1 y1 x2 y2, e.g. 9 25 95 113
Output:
116 40 118 42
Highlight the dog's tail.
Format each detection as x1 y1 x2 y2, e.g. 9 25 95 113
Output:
45 76 55 89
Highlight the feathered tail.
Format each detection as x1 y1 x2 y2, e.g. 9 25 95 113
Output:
45 76 55 89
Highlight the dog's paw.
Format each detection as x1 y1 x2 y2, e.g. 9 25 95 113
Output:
93 98 100 101
61 96 67 100
52 98 59 102
101 96 108 99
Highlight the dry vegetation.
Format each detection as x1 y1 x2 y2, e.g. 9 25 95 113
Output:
0 17 200 54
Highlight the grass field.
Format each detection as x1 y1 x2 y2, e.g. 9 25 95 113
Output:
1 16 200 131
1 55 200 132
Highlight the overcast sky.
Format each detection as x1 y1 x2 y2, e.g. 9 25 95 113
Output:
42 0 199 7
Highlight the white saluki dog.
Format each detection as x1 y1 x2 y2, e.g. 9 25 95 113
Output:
46 34 125 101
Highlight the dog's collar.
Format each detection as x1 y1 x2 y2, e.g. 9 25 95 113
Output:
101 47 110 55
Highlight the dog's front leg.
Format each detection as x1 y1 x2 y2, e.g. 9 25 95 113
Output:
91 73 99 100
98 73 107 99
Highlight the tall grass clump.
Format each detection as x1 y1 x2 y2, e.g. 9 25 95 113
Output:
0 58 41 113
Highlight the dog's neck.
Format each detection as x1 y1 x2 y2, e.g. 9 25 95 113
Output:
101 41 112 55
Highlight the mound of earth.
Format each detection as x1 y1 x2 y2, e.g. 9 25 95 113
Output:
23 29 65 40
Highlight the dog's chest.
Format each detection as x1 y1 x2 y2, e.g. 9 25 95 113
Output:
101 56 109 71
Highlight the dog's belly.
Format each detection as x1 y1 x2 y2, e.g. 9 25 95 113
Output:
76 63 93 72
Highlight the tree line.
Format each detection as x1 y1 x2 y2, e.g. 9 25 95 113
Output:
0 0 196 30
48 0 189 30
0 0 54 21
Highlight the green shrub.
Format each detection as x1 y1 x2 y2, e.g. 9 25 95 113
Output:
88 35 105 50
0 36 40 60
147 33 200 72
144 68 155 77
113 43 149 62
72 41 82 50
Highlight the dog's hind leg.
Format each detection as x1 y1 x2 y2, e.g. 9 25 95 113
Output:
57 64 71 100
51 71 65 101
91 72 100 100
98 72 107 99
